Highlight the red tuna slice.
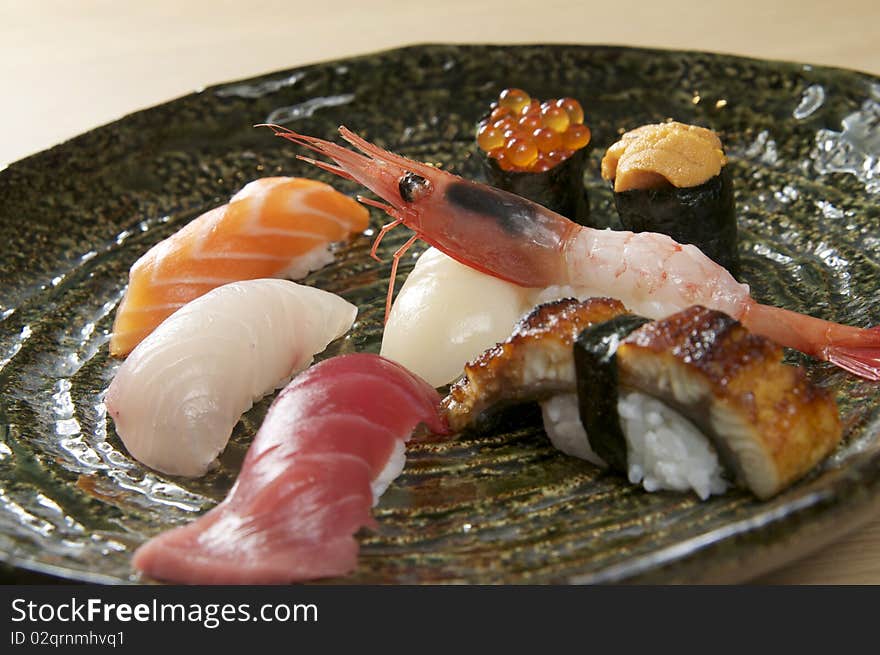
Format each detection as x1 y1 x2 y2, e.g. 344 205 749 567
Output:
277 354 447 434
133 456 372 584
132 353 447 584
239 415 402 493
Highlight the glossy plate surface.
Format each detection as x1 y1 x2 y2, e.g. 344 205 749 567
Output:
1 45 880 584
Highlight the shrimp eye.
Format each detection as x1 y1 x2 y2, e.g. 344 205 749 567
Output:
398 172 432 203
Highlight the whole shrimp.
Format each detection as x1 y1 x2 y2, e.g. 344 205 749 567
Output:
264 124 880 381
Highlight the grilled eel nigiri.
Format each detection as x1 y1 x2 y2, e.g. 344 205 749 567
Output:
442 298 842 499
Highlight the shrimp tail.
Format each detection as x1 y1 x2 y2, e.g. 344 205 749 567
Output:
742 302 880 380
828 338 880 382
825 327 880 380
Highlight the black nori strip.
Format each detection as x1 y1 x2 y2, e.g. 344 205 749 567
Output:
613 167 739 276
573 314 651 471
480 145 592 225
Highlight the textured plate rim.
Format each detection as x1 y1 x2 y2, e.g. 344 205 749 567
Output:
2 43 880 585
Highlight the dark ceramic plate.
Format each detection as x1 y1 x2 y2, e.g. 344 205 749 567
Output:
2 45 880 584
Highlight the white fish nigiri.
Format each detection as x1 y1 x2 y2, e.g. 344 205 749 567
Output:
106 279 356 477
380 247 534 387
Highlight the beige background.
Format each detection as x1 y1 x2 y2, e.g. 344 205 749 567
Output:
2 1 879 583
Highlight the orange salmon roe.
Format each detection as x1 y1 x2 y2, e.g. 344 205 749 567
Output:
492 117 515 133
489 105 511 122
533 127 562 153
521 99 542 116
498 88 531 114
506 138 539 168
476 125 505 151
556 98 584 125
518 114 543 132
562 124 591 151
540 103 570 133
477 89 590 172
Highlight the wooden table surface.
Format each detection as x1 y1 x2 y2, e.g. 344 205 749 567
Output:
2 1 879 584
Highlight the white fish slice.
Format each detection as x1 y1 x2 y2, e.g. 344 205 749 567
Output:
105 278 356 477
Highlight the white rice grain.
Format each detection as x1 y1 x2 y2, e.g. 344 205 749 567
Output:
370 439 406 506
276 244 335 280
617 390 728 500
540 391 728 500
540 394 606 466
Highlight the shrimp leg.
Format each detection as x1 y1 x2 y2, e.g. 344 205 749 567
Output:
384 234 420 322
369 218 403 262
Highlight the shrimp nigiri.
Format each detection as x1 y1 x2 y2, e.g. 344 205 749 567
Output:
110 177 368 356
264 125 880 381
133 354 448 584
106 279 356 477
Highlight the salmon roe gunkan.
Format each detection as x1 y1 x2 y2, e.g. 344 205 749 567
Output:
476 89 590 172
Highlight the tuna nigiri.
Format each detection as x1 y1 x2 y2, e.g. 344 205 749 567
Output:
110 177 369 356
106 279 357 477
132 354 447 585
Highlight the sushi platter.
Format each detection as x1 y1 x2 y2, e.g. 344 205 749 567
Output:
1 44 880 583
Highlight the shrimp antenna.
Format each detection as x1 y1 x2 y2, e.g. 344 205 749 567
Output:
337 126 440 180
295 155 356 181
257 123 375 180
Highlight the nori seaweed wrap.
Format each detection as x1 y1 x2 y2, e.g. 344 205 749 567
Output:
475 88 592 225
573 313 651 471
481 146 590 223
602 122 739 275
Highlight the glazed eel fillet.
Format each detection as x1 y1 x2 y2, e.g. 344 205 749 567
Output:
442 298 841 498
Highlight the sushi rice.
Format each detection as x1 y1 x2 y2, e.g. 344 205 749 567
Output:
276 243 336 280
540 394 605 466
370 439 407 505
542 391 728 500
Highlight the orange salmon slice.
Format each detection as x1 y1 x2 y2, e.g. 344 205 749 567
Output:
110 177 369 357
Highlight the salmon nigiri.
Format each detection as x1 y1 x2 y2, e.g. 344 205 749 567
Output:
132 354 448 584
109 177 369 356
